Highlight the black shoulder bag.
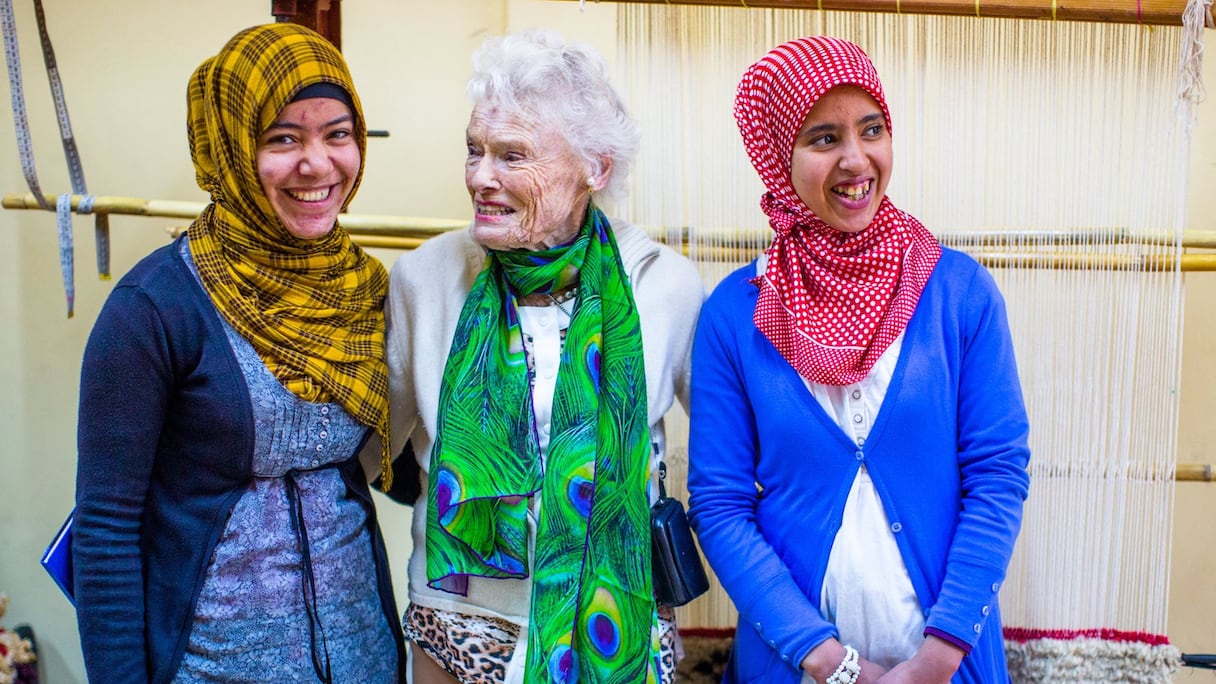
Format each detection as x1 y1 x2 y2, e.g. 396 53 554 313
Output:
651 460 710 607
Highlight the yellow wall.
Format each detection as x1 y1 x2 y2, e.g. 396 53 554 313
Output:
0 3 1210 683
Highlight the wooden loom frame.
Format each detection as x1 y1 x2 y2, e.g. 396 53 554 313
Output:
558 0 1208 26
587 4 1210 674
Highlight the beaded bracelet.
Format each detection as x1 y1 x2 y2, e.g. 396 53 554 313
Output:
825 644 860 684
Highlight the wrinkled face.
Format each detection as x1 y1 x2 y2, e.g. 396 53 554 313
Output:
465 105 593 251
789 85 892 234
256 97 360 240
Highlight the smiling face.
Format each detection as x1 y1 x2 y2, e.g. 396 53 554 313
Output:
464 105 597 252
255 97 360 240
789 85 892 234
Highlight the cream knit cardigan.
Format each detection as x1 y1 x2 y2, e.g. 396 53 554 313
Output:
382 219 705 623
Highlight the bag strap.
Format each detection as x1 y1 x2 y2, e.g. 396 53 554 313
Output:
656 457 669 501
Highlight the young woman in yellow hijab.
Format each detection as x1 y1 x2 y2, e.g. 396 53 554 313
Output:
73 23 404 683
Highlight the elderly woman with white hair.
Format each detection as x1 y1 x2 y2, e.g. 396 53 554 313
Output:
384 29 705 684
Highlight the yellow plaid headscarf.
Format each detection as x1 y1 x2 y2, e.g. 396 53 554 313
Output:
186 23 392 488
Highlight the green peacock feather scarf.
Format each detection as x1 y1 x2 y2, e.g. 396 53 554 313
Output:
426 206 660 683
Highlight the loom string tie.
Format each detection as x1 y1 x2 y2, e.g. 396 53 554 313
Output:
1176 0 1210 113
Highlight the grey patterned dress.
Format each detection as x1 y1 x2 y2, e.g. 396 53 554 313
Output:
174 241 396 683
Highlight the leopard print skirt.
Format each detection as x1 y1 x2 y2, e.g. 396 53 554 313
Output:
403 603 679 684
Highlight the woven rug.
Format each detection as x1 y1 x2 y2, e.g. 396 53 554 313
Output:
677 628 734 683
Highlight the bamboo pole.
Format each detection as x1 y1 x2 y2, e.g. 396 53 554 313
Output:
1030 463 1214 481
940 230 1216 250
668 228 1216 252
9 192 1216 270
1 192 466 238
336 236 1216 272
973 253 1216 272
352 235 429 250
550 0 1193 26
1176 463 1213 482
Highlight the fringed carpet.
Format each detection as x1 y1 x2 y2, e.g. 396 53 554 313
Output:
676 628 734 683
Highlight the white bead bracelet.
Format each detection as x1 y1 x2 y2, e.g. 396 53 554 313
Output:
825 644 860 684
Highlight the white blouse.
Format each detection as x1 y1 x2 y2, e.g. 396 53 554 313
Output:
801 333 926 677
518 302 568 457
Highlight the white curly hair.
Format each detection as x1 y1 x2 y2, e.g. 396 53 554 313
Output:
466 29 641 203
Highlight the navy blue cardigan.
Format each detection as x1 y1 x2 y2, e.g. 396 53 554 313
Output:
73 239 405 683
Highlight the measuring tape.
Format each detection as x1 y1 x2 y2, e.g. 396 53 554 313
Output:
2 0 109 317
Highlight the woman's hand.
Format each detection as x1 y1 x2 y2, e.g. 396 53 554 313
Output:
873 636 964 684
856 659 889 684
800 639 889 683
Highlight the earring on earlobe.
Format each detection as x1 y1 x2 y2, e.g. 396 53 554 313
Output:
587 177 595 196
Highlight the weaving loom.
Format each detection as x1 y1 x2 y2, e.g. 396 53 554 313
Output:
3 1 1212 680
600 0 1209 680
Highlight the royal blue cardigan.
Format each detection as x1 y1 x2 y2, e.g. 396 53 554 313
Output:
688 248 1030 684
73 239 405 683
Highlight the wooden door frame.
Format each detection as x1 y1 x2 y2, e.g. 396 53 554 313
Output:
270 0 341 49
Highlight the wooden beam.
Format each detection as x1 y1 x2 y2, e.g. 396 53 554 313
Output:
549 0 1190 26
271 0 342 49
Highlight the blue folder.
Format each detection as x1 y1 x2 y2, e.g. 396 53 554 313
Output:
41 510 75 605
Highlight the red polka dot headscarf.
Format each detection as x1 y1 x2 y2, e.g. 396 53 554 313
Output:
735 35 941 386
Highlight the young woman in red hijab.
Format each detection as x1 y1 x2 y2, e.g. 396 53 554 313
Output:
688 36 1031 684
